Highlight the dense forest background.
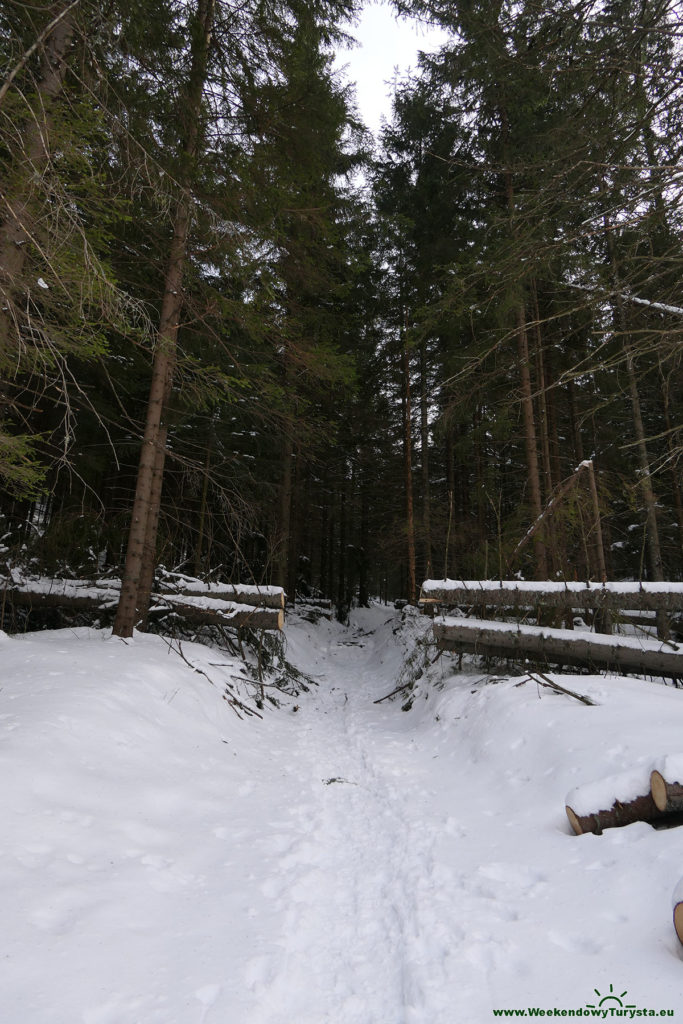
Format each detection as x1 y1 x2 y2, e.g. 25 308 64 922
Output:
1 0 682 632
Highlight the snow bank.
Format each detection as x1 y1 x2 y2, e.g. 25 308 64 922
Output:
3 608 683 1023
655 753 683 785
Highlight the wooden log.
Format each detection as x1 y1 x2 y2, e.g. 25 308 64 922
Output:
433 616 683 679
674 878 683 946
0 580 284 630
159 581 285 609
1 581 120 613
566 768 668 835
650 768 683 813
163 596 284 631
420 579 683 613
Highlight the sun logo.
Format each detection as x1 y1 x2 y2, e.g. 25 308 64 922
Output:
585 984 636 1010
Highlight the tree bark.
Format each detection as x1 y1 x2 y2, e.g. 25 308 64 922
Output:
274 432 293 591
402 341 417 603
516 303 548 579
419 338 432 579
602 209 666 636
113 0 215 637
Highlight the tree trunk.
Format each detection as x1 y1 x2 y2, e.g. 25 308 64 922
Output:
113 0 215 637
567 378 585 466
358 468 370 607
193 426 214 576
602 209 666 636
658 361 683 561
533 308 558 573
336 480 347 616
402 341 416 602
516 303 548 578
419 339 432 579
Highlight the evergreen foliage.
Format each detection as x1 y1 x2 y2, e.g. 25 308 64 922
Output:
0 0 681 629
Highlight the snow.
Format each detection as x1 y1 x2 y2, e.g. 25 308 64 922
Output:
2 607 683 1022
655 753 683 786
673 877 683 910
565 765 654 815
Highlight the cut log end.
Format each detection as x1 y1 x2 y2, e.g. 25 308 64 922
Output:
566 805 585 836
650 769 683 813
651 769 668 812
674 902 683 946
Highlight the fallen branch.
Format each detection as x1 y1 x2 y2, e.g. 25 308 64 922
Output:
524 670 598 706
373 682 413 705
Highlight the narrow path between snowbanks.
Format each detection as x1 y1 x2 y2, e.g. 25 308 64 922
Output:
240 612 471 1024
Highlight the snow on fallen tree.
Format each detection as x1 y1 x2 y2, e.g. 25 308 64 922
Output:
0 574 285 630
432 616 683 678
156 570 286 609
565 766 670 835
420 579 683 612
163 595 284 631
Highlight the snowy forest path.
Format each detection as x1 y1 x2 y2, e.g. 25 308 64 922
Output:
240 609 495 1024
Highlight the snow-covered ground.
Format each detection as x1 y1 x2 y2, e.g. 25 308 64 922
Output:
2 607 683 1023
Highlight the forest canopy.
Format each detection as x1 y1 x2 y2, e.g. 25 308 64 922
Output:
0 0 681 633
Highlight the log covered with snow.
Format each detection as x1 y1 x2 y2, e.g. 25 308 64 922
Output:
0 575 285 630
1 577 120 612
155 571 286 609
433 616 683 678
420 579 683 612
162 595 284 631
566 767 668 835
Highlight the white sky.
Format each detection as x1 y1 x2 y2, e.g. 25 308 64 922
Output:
333 1 450 136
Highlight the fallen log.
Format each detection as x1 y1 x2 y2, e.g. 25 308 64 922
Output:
0 578 284 630
566 766 668 835
154 570 285 608
420 579 683 613
674 878 683 946
650 758 683 813
163 595 284 631
158 578 285 609
1 580 120 613
433 616 683 678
